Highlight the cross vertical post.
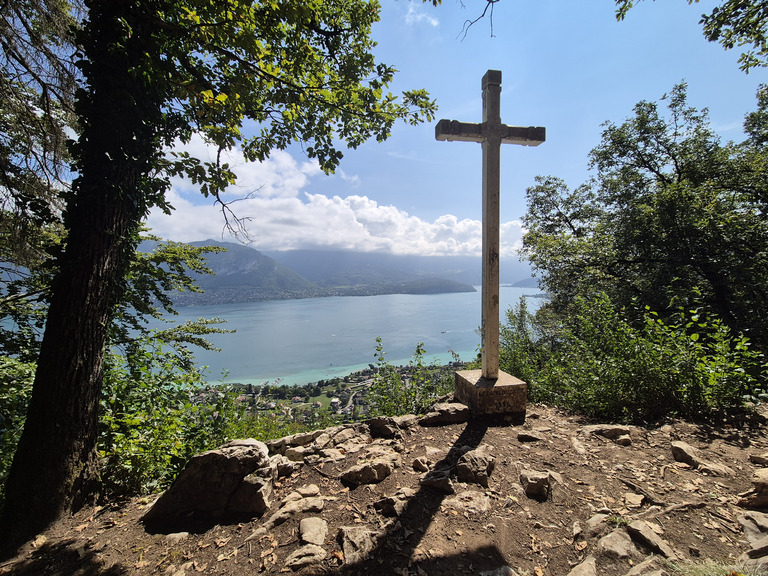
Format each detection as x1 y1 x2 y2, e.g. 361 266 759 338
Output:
435 69 545 415
481 70 503 380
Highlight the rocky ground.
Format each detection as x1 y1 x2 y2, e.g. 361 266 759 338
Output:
4 402 768 576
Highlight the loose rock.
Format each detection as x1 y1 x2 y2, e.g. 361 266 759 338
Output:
337 526 383 565
283 544 327 569
418 403 471 426
340 460 393 486
299 517 328 545
141 439 270 529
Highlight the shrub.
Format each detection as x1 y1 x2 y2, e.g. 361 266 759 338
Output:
501 292 766 424
0 357 35 502
99 337 232 497
367 338 454 417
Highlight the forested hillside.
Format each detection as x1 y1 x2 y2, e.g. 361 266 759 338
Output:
164 241 478 304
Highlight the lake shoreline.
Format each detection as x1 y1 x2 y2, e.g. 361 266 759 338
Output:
152 286 541 386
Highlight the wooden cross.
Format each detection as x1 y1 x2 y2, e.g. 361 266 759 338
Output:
436 70 545 381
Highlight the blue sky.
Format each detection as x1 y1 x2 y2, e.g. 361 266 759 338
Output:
147 0 765 257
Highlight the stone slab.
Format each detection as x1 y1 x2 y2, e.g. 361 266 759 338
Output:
454 369 526 416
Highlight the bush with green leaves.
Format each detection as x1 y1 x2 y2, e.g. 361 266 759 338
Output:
499 297 557 386
0 357 34 500
501 293 766 424
98 336 236 498
367 338 454 417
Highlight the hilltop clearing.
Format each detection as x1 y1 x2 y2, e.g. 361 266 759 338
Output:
3 403 768 576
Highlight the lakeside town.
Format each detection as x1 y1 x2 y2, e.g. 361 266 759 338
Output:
196 360 469 423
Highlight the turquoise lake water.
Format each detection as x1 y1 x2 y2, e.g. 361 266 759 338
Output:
157 286 543 386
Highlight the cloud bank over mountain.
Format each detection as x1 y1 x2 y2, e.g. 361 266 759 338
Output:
146 135 525 257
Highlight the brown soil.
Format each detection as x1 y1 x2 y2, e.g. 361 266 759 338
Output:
1 403 767 576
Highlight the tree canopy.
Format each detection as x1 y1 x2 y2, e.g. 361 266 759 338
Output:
615 0 768 72
0 0 438 552
523 83 768 346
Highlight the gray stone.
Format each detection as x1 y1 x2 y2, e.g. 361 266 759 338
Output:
520 469 550 501
479 567 518 576
623 556 670 575
566 555 597 576
596 529 636 560
746 535 768 559
420 468 455 494
361 443 402 467
228 475 272 517
164 532 189 544
318 448 346 462
698 460 736 477
615 434 633 446
738 511 768 544
280 491 303 506
456 445 496 487
263 497 324 529
285 445 312 462
392 414 419 429
412 457 430 472
329 425 367 447
267 430 323 455
286 430 324 447
366 416 400 439
624 492 645 508
582 424 631 440
299 517 328 545
340 460 393 486
670 441 735 476
418 402 471 426
627 520 677 560
517 431 544 442
584 514 611 539
444 490 491 514
337 526 383 565
739 468 768 508
374 487 416 517
297 484 320 497
270 454 299 478
141 438 270 528
750 453 768 466
283 544 327 569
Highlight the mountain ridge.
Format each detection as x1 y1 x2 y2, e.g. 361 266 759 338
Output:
166 241 510 306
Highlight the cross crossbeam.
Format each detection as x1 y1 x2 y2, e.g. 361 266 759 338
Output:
435 69 545 381
435 120 545 146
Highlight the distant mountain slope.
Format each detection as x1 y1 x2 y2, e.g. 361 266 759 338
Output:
167 241 477 305
263 249 532 286
168 241 317 305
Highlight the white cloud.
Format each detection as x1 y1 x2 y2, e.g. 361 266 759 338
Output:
405 4 439 27
146 137 524 257
338 169 361 186
169 133 321 199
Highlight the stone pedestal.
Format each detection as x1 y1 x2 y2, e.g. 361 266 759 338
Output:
454 369 527 417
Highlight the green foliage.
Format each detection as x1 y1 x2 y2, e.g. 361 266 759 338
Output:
111 235 226 346
98 337 233 498
499 297 556 385
0 358 34 500
225 406 339 443
615 0 768 72
367 337 454 416
501 293 765 424
523 83 768 348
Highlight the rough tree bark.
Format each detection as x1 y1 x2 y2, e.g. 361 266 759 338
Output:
0 0 165 552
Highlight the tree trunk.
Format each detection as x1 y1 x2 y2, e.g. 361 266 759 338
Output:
0 0 165 553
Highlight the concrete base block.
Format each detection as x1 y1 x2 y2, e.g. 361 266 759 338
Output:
454 369 527 417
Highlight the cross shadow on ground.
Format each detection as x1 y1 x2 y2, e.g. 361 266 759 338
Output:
0 539 128 576
340 416 515 575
